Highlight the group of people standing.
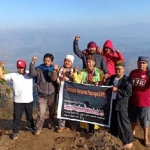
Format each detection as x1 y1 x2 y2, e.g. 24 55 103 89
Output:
0 35 150 149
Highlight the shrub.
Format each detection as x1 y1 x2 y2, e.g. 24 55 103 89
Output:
6 88 11 95
0 66 8 84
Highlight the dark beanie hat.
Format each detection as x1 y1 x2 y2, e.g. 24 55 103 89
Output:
138 56 149 63
87 42 97 48
115 61 125 67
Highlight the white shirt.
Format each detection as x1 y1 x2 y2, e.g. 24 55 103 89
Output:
5 73 33 103
111 77 121 100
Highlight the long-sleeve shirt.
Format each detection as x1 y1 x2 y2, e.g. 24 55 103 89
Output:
73 40 108 74
103 52 124 76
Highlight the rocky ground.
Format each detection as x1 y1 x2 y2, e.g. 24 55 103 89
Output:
0 83 150 150
0 118 150 150
0 119 123 150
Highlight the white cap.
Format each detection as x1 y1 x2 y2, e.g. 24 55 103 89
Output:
65 55 74 64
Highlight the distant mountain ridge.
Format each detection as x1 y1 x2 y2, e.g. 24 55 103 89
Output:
0 22 150 74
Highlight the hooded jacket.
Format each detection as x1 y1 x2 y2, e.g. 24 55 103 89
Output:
29 63 57 99
103 40 124 76
73 40 108 74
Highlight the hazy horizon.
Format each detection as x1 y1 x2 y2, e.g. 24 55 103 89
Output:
0 25 150 75
0 0 150 74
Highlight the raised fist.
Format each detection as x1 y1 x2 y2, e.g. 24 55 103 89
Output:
73 66 78 73
31 56 37 63
104 73 109 78
75 35 80 41
54 64 59 71
63 76 69 81
95 82 99 86
115 50 120 53
96 48 103 54
0 61 5 67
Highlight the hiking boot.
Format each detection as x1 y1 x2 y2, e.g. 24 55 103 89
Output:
57 128 64 133
34 130 41 135
12 133 19 140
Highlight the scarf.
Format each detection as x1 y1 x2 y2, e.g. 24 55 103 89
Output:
34 64 54 83
36 64 54 72
57 66 73 84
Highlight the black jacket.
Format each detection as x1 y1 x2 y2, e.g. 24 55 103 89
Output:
105 74 132 111
73 40 108 74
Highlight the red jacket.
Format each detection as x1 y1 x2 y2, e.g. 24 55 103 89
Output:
103 40 124 76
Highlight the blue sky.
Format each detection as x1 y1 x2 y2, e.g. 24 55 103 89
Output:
0 0 150 29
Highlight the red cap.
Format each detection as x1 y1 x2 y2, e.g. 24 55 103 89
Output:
17 60 26 68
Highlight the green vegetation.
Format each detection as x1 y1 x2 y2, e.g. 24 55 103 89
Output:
0 99 2 105
6 88 11 95
2 112 9 118
0 66 8 84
